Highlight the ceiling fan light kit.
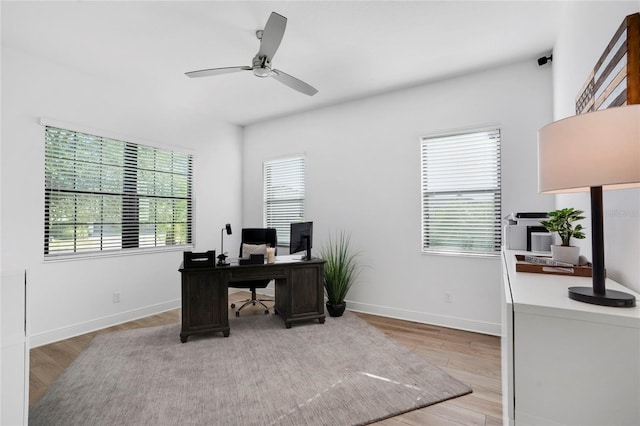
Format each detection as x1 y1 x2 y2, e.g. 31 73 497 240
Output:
186 12 318 96
252 55 271 78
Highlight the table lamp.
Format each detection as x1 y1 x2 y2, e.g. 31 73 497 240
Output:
217 223 232 266
538 104 639 307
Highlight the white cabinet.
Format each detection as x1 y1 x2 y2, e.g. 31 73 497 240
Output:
1 270 29 426
502 250 640 426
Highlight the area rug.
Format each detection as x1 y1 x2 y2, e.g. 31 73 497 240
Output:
30 311 471 425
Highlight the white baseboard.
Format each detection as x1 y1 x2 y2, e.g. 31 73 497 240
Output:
29 299 181 348
239 288 500 336
30 290 499 347
345 300 501 336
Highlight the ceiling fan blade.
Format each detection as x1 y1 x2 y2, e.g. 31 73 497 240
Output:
185 66 251 78
258 12 287 61
271 69 318 96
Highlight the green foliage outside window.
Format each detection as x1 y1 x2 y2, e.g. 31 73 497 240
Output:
44 126 192 256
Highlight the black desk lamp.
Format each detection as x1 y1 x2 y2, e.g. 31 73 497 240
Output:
538 105 639 307
217 223 232 266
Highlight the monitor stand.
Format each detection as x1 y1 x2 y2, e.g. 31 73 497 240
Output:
303 236 311 261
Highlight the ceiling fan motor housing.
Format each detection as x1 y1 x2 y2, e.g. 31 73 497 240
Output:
252 55 271 77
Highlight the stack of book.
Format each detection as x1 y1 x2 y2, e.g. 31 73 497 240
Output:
515 254 593 277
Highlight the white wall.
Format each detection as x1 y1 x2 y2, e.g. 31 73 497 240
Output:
9 2 633 344
1 47 243 347
552 1 640 292
244 60 554 335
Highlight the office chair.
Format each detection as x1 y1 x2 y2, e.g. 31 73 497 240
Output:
229 228 277 317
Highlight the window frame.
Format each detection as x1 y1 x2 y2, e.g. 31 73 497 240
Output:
43 122 194 260
420 127 502 257
263 155 306 247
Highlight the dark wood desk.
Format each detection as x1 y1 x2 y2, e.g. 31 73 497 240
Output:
179 258 326 342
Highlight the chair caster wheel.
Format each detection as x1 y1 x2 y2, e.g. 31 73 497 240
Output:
235 311 240 317
264 310 269 315
230 303 236 308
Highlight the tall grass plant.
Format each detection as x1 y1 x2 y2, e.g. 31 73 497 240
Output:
320 231 361 305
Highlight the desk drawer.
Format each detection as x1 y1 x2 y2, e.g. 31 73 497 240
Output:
228 267 286 281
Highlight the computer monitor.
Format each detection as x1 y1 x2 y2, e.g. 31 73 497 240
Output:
290 221 313 260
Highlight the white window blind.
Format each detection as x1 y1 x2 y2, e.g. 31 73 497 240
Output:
263 157 305 245
420 129 501 255
44 126 193 257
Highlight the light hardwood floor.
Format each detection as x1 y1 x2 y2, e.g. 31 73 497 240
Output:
30 293 502 425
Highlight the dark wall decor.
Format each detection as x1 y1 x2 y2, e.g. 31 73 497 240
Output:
575 13 639 114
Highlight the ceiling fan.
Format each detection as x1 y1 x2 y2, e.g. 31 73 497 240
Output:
185 12 318 96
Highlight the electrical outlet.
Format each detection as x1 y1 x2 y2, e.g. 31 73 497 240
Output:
113 292 121 303
444 292 453 303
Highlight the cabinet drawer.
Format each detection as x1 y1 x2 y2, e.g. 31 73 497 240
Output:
228 267 286 281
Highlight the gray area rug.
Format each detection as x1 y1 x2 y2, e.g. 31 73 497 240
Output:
30 311 471 425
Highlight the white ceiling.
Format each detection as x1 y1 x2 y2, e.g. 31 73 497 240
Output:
1 1 565 126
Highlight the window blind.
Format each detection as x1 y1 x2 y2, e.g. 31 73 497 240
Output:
44 126 193 257
263 157 305 244
420 129 501 255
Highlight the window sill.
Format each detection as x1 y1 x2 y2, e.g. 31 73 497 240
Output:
44 244 194 263
421 250 500 260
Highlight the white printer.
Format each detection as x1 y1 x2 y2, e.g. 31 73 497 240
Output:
504 212 550 251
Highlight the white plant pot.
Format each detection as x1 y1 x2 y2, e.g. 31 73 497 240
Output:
550 245 580 265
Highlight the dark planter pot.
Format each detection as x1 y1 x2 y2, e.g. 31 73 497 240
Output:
326 301 346 317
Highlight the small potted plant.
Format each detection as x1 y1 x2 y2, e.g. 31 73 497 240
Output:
319 231 362 317
540 207 586 265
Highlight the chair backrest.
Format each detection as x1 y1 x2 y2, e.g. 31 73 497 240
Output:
239 228 277 257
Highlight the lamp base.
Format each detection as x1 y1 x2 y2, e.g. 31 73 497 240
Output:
568 286 636 307
217 254 229 267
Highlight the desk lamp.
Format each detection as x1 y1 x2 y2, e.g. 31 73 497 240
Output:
538 104 639 307
217 223 232 266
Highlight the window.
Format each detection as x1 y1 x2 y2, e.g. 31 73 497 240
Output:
44 126 193 257
263 156 305 245
420 129 501 255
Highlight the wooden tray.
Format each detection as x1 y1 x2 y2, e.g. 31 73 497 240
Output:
515 255 593 277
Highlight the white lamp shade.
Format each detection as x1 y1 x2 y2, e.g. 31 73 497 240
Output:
538 104 640 193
